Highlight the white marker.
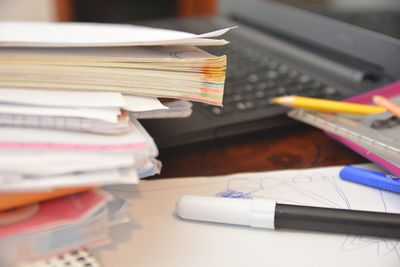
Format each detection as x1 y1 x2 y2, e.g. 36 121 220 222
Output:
176 195 400 238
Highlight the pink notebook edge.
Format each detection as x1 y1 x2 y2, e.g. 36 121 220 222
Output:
344 81 400 104
324 81 400 175
326 132 400 176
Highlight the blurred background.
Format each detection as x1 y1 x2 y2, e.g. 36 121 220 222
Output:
0 0 216 22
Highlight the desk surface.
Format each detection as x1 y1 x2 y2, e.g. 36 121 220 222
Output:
95 125 392 267
153 124 367 178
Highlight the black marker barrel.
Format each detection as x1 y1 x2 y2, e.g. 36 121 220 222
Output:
275 203 400 238
176 195 400 239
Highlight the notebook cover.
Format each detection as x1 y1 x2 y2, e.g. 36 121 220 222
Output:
0 186 96 211
0 190 108 238
325 81 400 176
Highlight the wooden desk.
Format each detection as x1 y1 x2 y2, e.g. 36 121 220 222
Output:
154 124 367 178
56 0 217 22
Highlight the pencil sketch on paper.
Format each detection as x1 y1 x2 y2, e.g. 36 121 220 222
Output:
216 172 400 258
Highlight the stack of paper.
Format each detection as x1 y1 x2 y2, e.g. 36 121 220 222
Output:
0 88 189 134
0 90 160 265
0 90 162 192
0 21 230 266
0 22 231 106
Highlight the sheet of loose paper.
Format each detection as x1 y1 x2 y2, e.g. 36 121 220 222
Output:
95 164 400 267
0 22 232 46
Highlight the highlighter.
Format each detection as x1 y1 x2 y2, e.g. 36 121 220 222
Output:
339 166 400 193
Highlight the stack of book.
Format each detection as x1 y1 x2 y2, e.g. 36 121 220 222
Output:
0 21 230 266
0 21 230 106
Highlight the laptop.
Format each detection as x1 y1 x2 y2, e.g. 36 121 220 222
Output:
139 0 400 149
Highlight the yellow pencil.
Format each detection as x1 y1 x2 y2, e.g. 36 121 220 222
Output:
272 95 386 115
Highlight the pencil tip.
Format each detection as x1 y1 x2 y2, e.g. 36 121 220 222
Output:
267 98 275 104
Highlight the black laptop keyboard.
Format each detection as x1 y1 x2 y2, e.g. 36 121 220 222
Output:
139 18 343 117
203 36 342 116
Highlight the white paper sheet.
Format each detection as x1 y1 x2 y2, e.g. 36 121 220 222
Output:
0 89 168 113
122 95 167 112
0 167 140 192
94 164 400 267
0 113 132 135
135 100 192 119
0 103 121 123
0 88 126 107
0 22 232 47
0 153 135 176
0 126 143 146
0 117 157 153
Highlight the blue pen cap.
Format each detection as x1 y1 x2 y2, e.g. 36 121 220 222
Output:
339 166 400 193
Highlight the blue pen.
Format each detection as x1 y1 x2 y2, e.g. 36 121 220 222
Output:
339 166 400 193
